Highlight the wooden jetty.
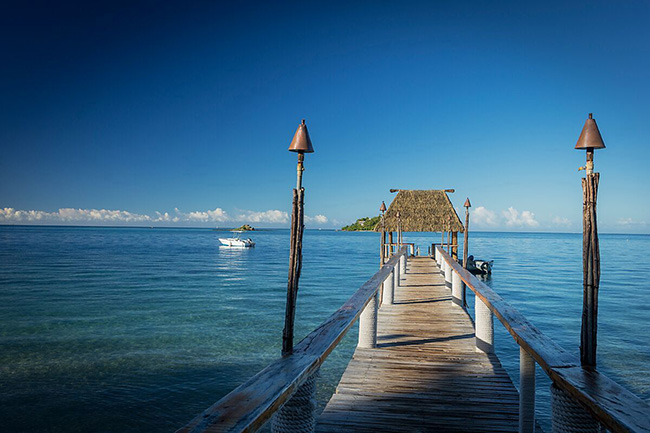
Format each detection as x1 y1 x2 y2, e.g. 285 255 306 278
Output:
177 248 650 433
177 190 650 433
317 256 530 433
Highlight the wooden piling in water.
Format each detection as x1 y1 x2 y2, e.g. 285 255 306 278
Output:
282 188 304 356
581 172 600 367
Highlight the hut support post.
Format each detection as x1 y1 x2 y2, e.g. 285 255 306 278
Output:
475 297 494 353
271 370 318 433
380 230 385 267
463 208 470 269
389 232 394 256
382 269 394 305
581 172 600 367
451 231 458 259
519 348 536 433
358 292 378 348
451 270 464 308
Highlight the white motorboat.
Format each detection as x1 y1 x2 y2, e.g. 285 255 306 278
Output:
219 231 255 248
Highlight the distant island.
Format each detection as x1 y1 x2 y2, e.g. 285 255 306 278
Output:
234 224 255 231
341 216 380 231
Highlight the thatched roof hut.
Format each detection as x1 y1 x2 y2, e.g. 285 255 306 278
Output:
375 190 464 233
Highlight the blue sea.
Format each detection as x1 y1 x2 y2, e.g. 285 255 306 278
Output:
1 226 648 432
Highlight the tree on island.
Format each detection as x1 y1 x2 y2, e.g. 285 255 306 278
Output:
341 216 381 231
234 224 255 231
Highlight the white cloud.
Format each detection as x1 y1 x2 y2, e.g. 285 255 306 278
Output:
472 206 498 227
176 207 229 222
467 206 542 229
0 207 152 223
305 214 328 224
502 207 539 228
0 206 297 226
617 218 647 227
552 216 572 227
154 211 179 222
235 209 289 224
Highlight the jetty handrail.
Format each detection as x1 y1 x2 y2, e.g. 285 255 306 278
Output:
436 246 650 433
178 247 409 433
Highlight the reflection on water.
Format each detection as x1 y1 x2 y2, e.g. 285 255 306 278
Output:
0 227 648 432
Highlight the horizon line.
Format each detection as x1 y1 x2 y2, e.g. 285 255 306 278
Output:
1 223 648 236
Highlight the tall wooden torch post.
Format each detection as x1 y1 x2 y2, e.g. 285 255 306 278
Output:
380 201 387 267
447 216 451 255
282 119 314 356
463 198 471 269
397 211 402 251
576 113 606 367
549 114 607 433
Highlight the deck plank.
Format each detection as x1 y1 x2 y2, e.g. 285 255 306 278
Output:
316 256 532 433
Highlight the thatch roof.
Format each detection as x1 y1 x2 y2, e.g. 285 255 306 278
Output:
375 190 464 233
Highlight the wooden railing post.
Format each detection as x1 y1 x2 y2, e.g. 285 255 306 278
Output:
550 383 600 433
358 292 378 349
519 348 536 433
271 370 318 433
451 270 464 307
382 269 395 305
475 297 494 353
400 254 406 276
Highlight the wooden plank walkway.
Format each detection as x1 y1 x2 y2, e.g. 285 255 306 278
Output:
317 256 531 433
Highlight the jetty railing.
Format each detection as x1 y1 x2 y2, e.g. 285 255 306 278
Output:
177 247 409 433
435 246 650 433
383 242 415 256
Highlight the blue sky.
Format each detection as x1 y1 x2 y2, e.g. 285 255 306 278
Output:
1 1 649 232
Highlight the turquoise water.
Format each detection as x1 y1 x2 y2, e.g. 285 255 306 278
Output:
1 226 648 432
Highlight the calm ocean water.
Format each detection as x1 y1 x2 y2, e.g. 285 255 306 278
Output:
1 226 648 432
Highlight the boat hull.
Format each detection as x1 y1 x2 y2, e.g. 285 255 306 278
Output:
219 238 255 248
